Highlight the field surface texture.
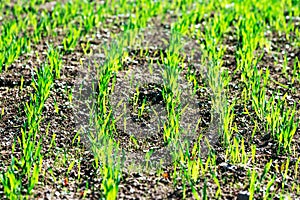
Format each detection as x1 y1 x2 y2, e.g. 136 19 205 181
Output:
0 0 300 199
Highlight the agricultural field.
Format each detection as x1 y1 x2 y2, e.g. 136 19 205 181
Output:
0 0 299 199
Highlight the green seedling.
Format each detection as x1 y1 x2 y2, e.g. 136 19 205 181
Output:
212 171 221 198
249 169 258 200
203 178 208 200
251 66 269 121
137 98 147 119
54 98 59 114
0 107 4 120
264 175 276 200
81 41 91 55
19 75 24 90
265 95 298 154
47 46 62 79
67 89 73 103
81 2 96 32
66 160 76 177
63 25 82 53
132 86 140 113
144 150 154 170
49 133 57 150
129 135 139 149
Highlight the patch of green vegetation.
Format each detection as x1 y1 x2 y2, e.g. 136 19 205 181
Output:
0 0 299 199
